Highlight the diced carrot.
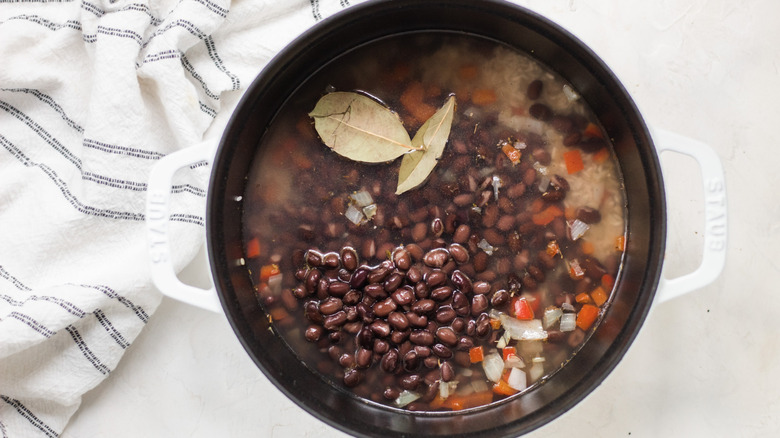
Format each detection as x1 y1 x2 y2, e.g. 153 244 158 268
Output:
532 205 563 226
564 206 577 220
584 122 604 139
576 304 600 330
469 346 485 363
502 347 517 361
429 394 446 409
502 143 522 165
472 88 497 106
493 379 519 397
593 147 610 163
601 274 615 290
575 292 592 304
615 235 626 252
260 264 280 282
591 286 608 307
512 296 534 320
400 81 436 123
546 240 560 257
563 149 584 174
246 237 261 259
269 307 289 322
489 318 502 330
459 64 479 81
443 391 494 411
581 240 595 255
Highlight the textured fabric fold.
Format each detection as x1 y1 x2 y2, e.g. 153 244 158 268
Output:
0 0 360 436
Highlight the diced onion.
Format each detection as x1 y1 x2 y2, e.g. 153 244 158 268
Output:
499 315 547 341
568 219 590 241
543 306 563 329
507 367 528 391
362 204 377 221
492 175 502 201
440 381 459 399
533 161 548 175
496 329 511 349
504 354 525 369
538 175 550 193
560 313 576 332
478 239 496 255
267 273 283 296
350 190 374 207
344 205 364 225
514 141 527 150
394 390 421 408
482 352 505 382
470 379 489 393
529 357 545 382
563 84 579 102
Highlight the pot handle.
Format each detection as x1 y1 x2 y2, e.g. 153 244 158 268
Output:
146 143 222 313
651 127 727 303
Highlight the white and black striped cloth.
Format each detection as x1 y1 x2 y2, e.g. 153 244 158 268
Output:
0 0 358 436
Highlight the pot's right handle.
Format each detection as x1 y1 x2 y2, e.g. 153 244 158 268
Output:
651 127 728 303
146 143 222 313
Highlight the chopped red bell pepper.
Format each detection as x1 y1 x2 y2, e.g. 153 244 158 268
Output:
512 296 534 320
469 346 484 363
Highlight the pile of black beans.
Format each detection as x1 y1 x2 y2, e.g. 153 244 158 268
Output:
289 241 509 404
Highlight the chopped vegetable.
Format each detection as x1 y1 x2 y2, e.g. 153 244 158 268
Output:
590 286 608 307
581 240 595 255
267 273 283 296
345 204 364 225
562 84 579 102
400 81 436 123
502 347 517 361
504 353 525 369
563 149 584 174
246 237 261 258
501 143 521 165
593 147 610 163
511 296 534 320
576 304 600 331
482 352 505 382
499 314 547 341
559 313 576 332
259 264 280 282
492 175 502 200
546 240 560 257
506 367 528 391
362 204 377 220
478 239 496 255
568 219 590 241
472 88 497 106
532 205 563 226
568 259 585 280
575 292 592 304
615 235 626 252
350 190 374 207
489 317 502 330
529 357 545 382
543 306 563 329
601 274 615 289
442 391 493 411
439 380 458 399
394 390 421 408
493 379 518 396
584 122 604 139
469 346 485 363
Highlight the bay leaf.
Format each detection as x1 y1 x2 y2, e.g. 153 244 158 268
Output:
396 95 456 195
309 91 413 163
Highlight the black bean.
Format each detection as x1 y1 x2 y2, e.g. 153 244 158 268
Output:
411 299 435 315
323 252 340 269
305 301 324 324
305 269 322 293
425 270 447 288
452 292 470 316
304 325 323 342
340 246 359 271
368 261 393 283
323 311 347 331
527 79 543 100
581 256 608 280
356 302 375 324
370 320 392 338
430 217 444 237
409 330 435 346
381 349 400 373
327 281 350 297
393 248 412 270
399 374 422 391
473 251 488 273
306 250 324 267
456 336 474 351
451 317 466 333
491 289 510 307
292 285 307 299
364 283 387 300
383 272 404 292
413 282 430 299
435 306 457 325
338 353 355 368
391 286 414 306
406 312 428 328
423 248 450 268
576 206 602 224
440 361 455 382
529 103 553 121
373 297 397 318
349 267 369 289
358 326 374 348
343 289 361 306
453 224 471 244
471 294 489 316
432 343 453 359
390 329 410 344
431 286 454 301
356 347 373 368
405 243 424 261
343 368 361 387
466 319 477 337
472 281 491 295
374 339 390 354
403 350 420 371
435 327 458 346
383 387 400 400
414 345 432 358
319 297 343 315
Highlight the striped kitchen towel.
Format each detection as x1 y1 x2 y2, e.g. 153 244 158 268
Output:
0 0 360 436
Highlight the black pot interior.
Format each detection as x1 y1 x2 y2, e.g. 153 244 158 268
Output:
207 0 666 436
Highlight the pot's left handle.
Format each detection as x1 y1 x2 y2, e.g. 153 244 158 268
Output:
146 143 222 313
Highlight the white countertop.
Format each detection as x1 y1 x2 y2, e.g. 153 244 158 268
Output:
63 1 780 436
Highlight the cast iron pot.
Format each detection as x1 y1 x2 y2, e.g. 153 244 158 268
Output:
147 0 727 436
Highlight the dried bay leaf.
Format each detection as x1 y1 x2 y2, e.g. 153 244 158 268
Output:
309 91 413 163
396 95 456 195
